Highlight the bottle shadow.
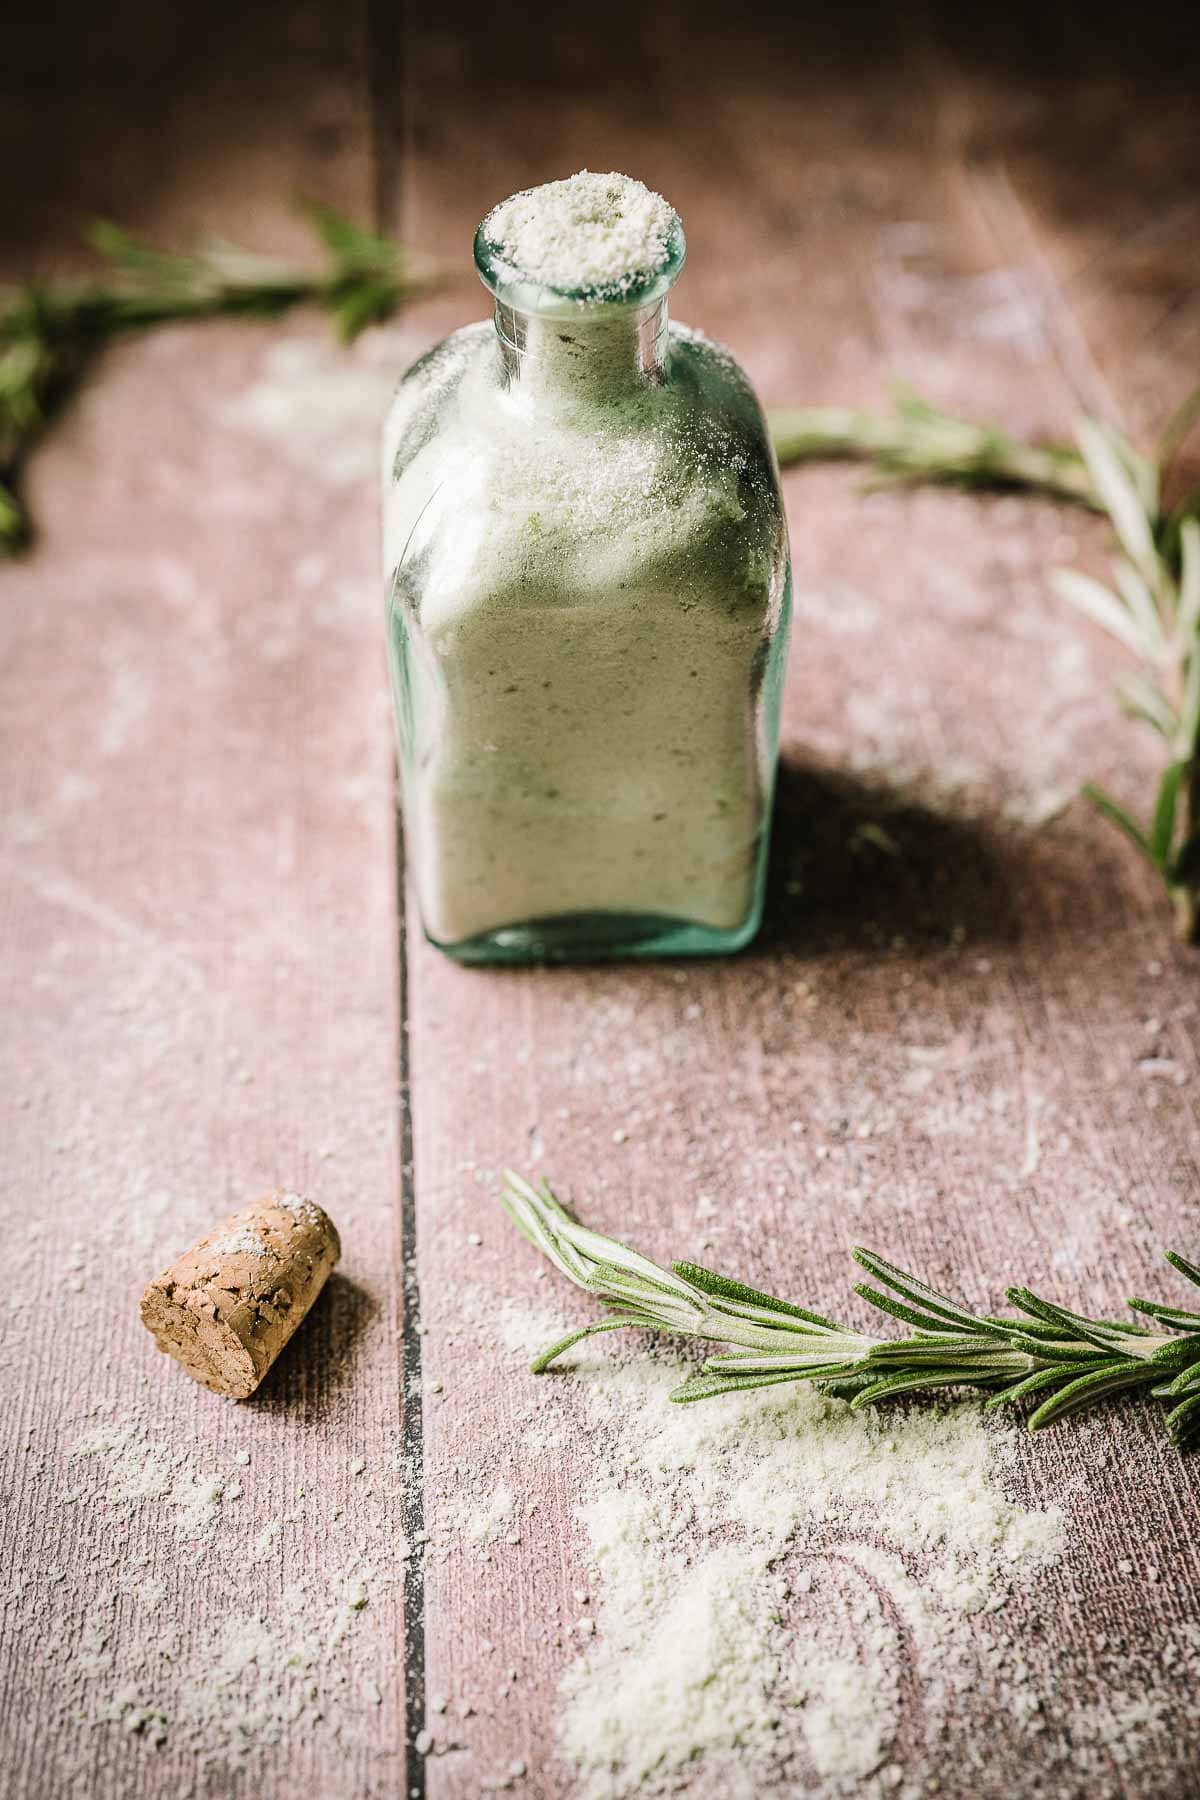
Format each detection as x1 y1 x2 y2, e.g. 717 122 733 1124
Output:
756 756 1019 955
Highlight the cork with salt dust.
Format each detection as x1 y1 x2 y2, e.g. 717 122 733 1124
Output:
140 1191 341 1397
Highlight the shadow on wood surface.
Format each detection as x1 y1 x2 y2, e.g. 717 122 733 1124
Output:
246 1271 379 1422
758 757 1017 954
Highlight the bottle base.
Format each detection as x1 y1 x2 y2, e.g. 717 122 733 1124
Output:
425 905 763 966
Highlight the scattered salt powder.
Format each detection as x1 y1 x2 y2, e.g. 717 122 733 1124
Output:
480 171 677 296
443 1480 517 1546
252 1519 282 1559
1070 1694 1165 1767
67 1418 175 1505
99 1561 386 1755
275 1191 320 1223
41 1411 391 1775
171 1471 226 1541
207 1223 269 1257
492 1296 575 1363
217 334 407 486
557 1360 1066 1798
68 1416 227 1542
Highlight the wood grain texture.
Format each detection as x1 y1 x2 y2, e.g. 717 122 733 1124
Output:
4 1 1200 1797
0 4 408 1797
398 3 1200 1795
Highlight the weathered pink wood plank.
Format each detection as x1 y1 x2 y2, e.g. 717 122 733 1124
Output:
0 5 410 1797
398 5 1200 1796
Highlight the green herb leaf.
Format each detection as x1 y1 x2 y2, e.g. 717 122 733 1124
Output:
1167 1392 1200 1449
1151 762 1185 870
1169 831 1200 888
1050 569 1149 659
1176 518 1200 640
1082 784 1156 866
1166 1250 1200 1291
669 1369 813 1403
674 1261 842 1330
1076 417 1158 575
1027 1364 1154 1431
529 1319 640 1373
851 1248 990 1334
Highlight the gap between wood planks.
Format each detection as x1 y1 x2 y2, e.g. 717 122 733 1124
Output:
368 0 427 1785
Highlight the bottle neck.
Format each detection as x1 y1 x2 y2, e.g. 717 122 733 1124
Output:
493 296 669 398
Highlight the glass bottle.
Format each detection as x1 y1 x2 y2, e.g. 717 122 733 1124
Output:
383 180 791 963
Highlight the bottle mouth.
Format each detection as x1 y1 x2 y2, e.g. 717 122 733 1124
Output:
473 210 686 320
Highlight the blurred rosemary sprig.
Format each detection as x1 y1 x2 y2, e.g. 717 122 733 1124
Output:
772 390 1099 508
0 205 431 552
501 1173 1200 1449
771 389 1200 940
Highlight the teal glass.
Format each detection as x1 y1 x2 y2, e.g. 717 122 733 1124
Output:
383 202 791 963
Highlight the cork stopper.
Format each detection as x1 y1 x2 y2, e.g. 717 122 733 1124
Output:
139 1191 341 1398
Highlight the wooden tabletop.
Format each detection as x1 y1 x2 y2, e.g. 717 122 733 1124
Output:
3 3 1199 1796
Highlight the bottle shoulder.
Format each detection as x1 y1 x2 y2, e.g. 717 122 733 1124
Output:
382 318 788 628
665 322 768 423
384 317 771 459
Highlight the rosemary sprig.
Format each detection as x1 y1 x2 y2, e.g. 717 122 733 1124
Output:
771 389 1200 939
1048 414 1200 940
771 388 1099 508
500 1173 1200 1449
0 205 431 552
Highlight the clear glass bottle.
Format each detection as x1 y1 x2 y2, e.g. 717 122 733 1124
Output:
383 179 791 963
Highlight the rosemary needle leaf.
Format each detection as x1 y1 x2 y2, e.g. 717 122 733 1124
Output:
1167 1393 1200 1450
985 1365 1091 1410
1007 1287 1153 1356
1146 1336 1200 1376
1152 1365 1200 1399
1165 1250 1200 1291
1079 786 1156 867
1130 1300 1200 1329
1176 518 1200 639
1075 417 1159 574
849 1370 1010 1409
1114 671 1179 742
851 1283 973 1336
1027 1364 1159 1431
998 1333 1112 1367
1157 385 1200 470
769 401 1098 507
1049 569 1150 660
530 1319 640 1373
850 1248 987 1333
670 1369 818 1404
674 1261 842 1330
1151 763 1185 871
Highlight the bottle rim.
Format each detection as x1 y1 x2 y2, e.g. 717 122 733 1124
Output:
472 212 686 320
